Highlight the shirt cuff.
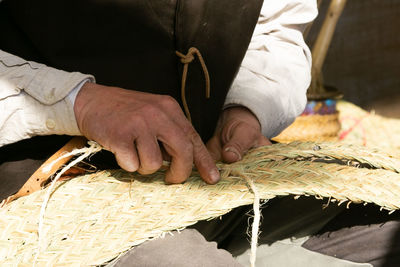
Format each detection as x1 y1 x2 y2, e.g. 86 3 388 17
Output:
62 78 92 136
66 78 90 106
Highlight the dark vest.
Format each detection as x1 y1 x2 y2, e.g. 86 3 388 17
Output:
0 0 263 198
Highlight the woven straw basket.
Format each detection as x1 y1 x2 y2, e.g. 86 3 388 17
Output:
273 113 341 143
274 101 400 155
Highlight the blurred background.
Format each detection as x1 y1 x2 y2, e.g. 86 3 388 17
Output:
306 0 400 118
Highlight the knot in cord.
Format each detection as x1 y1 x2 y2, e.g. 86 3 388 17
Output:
177 52 195 64
176 47 210 123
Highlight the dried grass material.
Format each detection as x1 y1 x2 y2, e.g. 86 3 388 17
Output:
0 171 252 266
273 113 341 143
244 142 400 173
1 142 400 265
338 101 400 152
273 101 400 156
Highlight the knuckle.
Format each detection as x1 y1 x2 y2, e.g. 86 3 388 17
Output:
110 124 132 143
181 142 194 157
130 116 149 133
195 151 209 165
182 124 198 140
169 136 193 159
177 134 194 154
140 103 159 117
182 128 208 158
114 113 147 137
159 95 179 110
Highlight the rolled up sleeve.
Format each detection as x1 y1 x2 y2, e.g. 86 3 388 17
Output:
225 0 318 138
0 50 94 146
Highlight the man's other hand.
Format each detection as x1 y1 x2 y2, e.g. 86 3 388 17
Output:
207 107 271 163
74 82 220 184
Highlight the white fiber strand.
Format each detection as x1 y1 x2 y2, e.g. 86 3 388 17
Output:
34 141 102 265
244 176 261 267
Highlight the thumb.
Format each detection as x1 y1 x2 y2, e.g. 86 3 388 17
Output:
221 121 260 163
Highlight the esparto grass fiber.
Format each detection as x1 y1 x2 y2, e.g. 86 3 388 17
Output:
1 141 400 266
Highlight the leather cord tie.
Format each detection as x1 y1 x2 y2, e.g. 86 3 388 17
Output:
176 47 210 123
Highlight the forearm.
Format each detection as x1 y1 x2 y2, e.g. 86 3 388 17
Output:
0 49 94 146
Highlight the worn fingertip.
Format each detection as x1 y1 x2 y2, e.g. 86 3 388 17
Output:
206 167 220 184
113 145 139 173
121 163 139 173
164 169 187 185
116 157 138 173
121 160 139 173
115 155 138 172
137 167 160 175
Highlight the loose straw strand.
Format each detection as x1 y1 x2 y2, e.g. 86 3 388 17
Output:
34 141 102 265
176 47 210 123
243 175 261 267
41 146 98 173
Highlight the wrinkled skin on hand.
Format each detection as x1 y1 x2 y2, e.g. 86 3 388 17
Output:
206 106 272 163
74 82 220 184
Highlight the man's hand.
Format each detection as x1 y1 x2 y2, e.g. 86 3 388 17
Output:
207 106 271 163
74 82 220 184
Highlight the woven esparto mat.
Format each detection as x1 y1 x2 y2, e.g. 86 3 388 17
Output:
1 141 400 265
338 101 400 152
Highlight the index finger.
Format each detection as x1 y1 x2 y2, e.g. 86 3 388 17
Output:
160 123 220 184
158 98 220 184
188 129 220 184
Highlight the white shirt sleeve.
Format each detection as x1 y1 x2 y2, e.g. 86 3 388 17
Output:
0 50 94 147
225 0 318 138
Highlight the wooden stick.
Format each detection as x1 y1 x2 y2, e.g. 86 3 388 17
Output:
1 136 87 206
312 0 347 75
308 0 347 96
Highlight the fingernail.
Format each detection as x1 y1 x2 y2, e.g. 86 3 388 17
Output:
225 147 242 161
210 168 220 183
